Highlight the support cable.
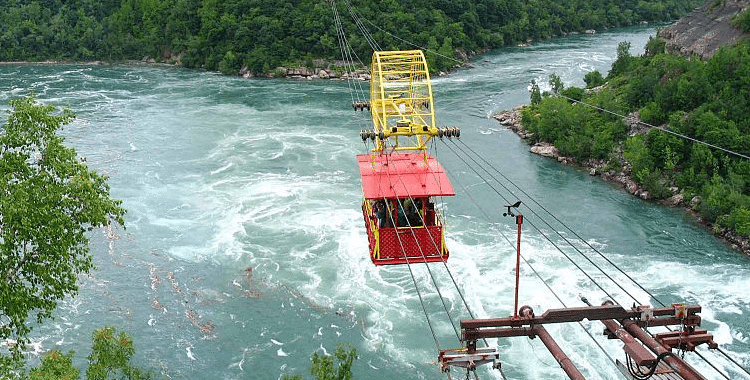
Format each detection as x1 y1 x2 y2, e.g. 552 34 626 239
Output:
551 99 750 379
330 0 368 104
343 0 381 52
380 169 442 352
379 140 481 344
358 17 463 66
369 139 456 352
455 138 653 307
443 142 619 368
331 0 358 104
716 347 750 377
450 139 741 380
443 141 620 304
427 140 492 349
558 94 750 161
692 349 730 380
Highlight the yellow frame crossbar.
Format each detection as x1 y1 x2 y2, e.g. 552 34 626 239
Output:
370 50 438 153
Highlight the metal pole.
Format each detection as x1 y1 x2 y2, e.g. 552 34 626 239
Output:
520 307 586 380
533 325 587 380
514 214 523 318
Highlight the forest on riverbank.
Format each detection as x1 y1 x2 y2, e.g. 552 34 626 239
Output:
518 36 750 248
0 0 701 75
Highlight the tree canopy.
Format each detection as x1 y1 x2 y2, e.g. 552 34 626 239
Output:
0 0 702 74
521 39 750 239
0 97 126 373
26 326 155 380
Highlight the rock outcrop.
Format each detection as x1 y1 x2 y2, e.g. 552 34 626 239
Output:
658 0 750 59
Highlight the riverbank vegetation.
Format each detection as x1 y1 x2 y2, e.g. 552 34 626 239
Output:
520 39 750 240
0 0 701 75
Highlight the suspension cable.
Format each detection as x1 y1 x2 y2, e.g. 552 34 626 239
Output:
365 139 464 344
330 0 368 103
428 140 493 343
454 138 654 307
446 137 744 377
378 159 442 352
358 17 463 66
343 0 381 52
443 142 620 367
448 134 748 379
558 94 750 161
716 347 750 377
443 140 620 304
549 93 750 377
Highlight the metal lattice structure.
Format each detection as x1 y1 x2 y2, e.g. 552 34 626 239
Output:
369 50 439 153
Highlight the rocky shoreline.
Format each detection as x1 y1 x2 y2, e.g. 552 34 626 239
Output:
494 107 750 256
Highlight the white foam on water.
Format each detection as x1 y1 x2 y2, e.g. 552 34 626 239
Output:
9 60 745 379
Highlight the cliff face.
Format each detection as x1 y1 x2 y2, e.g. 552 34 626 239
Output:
658 0 749 58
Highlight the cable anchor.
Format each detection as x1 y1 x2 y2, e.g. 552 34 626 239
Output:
437 126 461 139
352 101 370 111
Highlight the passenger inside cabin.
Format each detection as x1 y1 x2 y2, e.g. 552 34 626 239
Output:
374 200 388 228
407 198 423 227
396 199 407 227
425 198 435 226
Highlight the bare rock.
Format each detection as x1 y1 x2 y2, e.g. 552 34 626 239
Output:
658 0 750 59
663 193 684 206
530 142 558 158
689 196 702 209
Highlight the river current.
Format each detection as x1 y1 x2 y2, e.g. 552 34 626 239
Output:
1 26 749 380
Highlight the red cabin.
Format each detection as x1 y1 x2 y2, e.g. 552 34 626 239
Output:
358 152 455 265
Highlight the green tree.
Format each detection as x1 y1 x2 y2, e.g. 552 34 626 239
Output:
282 343 357 380
87 327 154 380
583 70 604 88
27 350 79 380
26 327 154 380
0 97 126 373
548 73 563 95
609 41 632 77
529 79 542 105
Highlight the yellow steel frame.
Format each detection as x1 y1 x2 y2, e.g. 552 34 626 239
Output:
370 50 439 153
363 201 381 260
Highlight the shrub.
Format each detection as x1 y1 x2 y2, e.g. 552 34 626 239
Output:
583 70 604 88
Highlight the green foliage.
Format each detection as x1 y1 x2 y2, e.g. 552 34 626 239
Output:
87 327 154 380
644 36 666 56
0 97 126 372
717 206 750 236
25 327 155 380
732 8 750 31
529 79 542 105
609 41 633 77
548 73 563 94
282 343 357 380
561 86 585 101
583 70 604 88
28 351 80 380
523 82 626 162
526 39 750 237
0 0 703 74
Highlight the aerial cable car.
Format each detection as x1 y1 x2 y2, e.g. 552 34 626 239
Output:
356 50 457 266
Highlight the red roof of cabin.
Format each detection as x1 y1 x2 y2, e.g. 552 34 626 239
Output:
357 152 455 199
